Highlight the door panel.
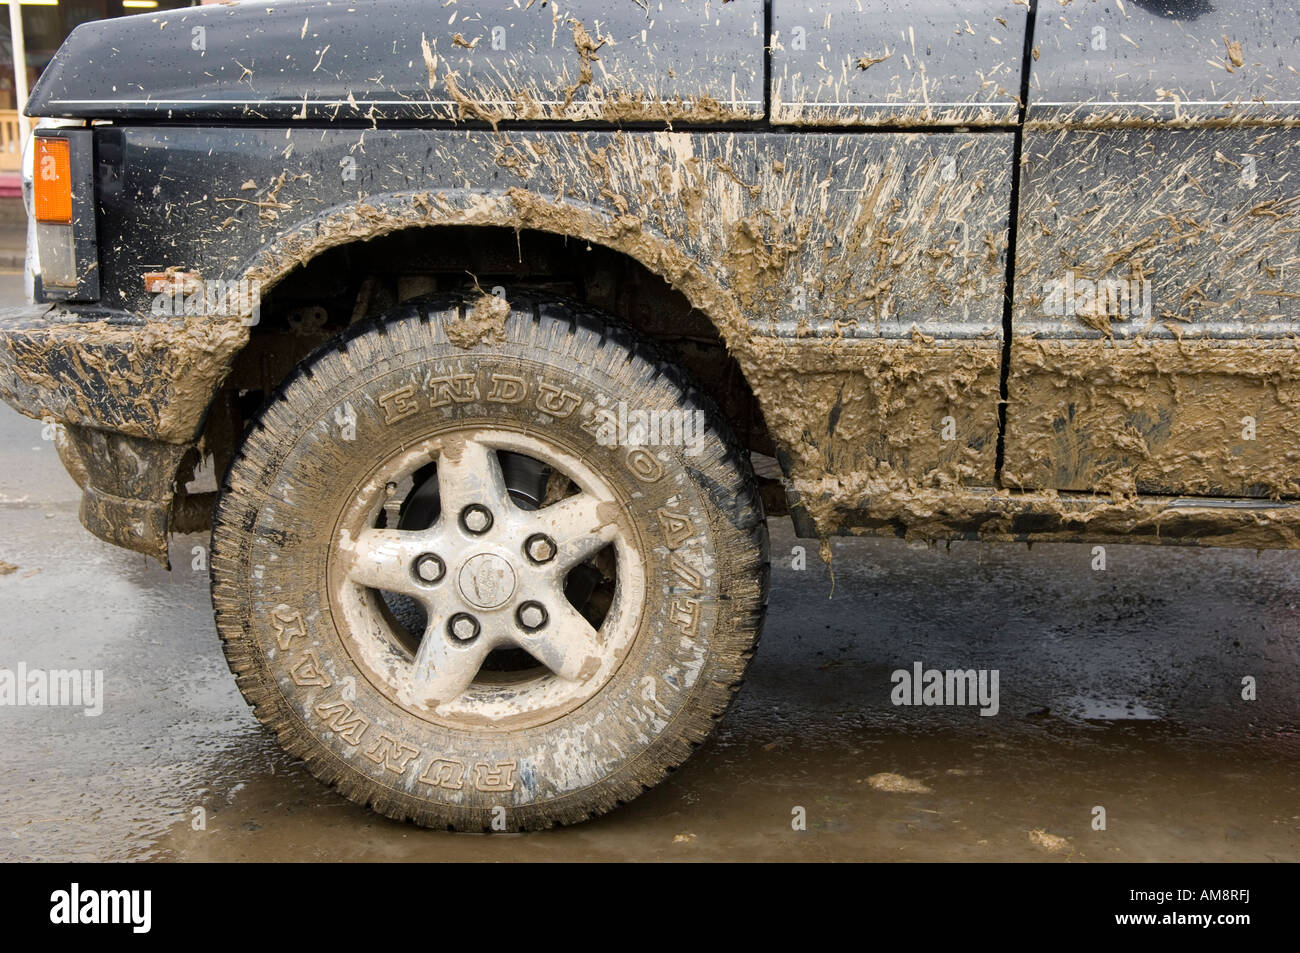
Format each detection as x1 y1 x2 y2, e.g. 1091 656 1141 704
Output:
1005 0 1300 498
770 0 1027 126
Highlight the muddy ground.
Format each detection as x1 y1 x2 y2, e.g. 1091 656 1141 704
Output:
0 269 1296 861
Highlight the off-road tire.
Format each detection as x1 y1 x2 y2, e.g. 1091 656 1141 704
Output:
210 294 768 830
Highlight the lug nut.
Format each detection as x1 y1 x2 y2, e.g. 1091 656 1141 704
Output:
413 553 445 583
516 601 548 632
461 504 493 534
449 613 480 642
525 534 557 564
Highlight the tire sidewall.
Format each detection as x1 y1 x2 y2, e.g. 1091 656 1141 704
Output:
213 299 763 827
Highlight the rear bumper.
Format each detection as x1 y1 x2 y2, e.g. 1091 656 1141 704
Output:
0 303 230 562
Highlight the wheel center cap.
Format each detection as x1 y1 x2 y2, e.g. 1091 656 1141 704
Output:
457 553 517 609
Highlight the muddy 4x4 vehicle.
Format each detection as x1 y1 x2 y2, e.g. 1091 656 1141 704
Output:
1 0 1296 829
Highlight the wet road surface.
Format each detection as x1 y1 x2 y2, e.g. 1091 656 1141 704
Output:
0 274 1296 862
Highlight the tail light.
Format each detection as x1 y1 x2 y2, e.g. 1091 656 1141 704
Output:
30 128 98 300
34 137 73 224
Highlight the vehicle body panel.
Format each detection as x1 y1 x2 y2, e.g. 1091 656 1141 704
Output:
1025 0 1300 126
2 0 1299 563
91 122 1013 490
770 0 1026 126
27 0 766 124
1005 0 1300 499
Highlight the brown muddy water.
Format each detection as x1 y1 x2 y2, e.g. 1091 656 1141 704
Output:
0 284 1296 862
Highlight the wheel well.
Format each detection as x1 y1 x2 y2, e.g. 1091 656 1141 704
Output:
203 225 781 509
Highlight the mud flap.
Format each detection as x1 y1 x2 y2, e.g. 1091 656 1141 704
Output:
63 426 195 565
